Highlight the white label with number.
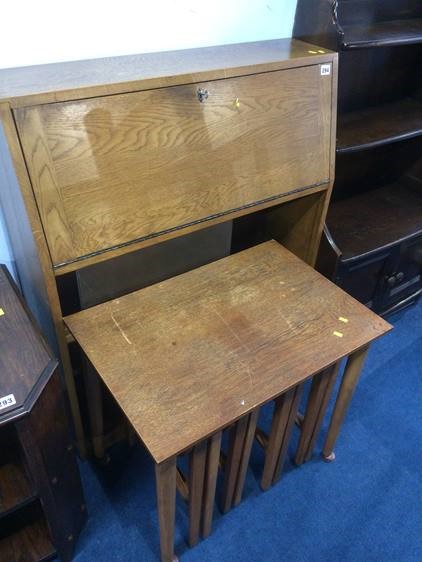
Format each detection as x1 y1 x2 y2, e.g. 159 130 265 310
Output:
0 394 16 410
320 64 331 76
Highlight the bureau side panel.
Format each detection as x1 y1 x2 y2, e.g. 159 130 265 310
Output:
0 104 58 354
0 104 86 455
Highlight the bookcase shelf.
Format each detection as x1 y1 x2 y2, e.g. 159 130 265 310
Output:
326 183 422 261
0 426 37 519
0 503 56 562
337 98 422 153
0 459 37 518
341 18 422 50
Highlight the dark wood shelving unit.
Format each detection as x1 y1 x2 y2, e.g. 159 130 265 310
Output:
0 427 37 519
0 265 86 561
325 183 422 260
0 459 36 518
294 0 422 315
341 18 422 49
337 97 422 153
0 503 56 562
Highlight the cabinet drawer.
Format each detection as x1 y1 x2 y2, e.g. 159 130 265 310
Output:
15 64 333 267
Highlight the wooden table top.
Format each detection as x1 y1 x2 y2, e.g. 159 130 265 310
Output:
65 241 391 463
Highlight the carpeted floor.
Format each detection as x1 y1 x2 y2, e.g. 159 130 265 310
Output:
72 300 422 562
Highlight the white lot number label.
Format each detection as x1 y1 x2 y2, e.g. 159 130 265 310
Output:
0 394 16 410
320 64 331 76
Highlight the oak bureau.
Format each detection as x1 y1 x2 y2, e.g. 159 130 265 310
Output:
0 39 338 457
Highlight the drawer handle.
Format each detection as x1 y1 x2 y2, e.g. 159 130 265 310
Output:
197 88 209 103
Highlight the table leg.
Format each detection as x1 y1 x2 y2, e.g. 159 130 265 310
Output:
202 431 222 539
221 415 249 513
295 363 339 466
261 391 294 490
188 441 207 547
303 362 339 463
233 408 259 506
261 385 303 490
155 458 178 562
83 356 105 460
272 384 303 485
323 346 370 461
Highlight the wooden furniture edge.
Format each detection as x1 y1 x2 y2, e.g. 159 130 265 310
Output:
311 53 339 264
53 183 330 276
0 102 87 456
68 329 390 465
0 40 337 108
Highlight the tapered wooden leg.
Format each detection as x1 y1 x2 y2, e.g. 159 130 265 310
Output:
188 441 207 547
83 357 104 459
295 363 339 465
272 384 304 486
303 362 339 463
233 408 259 506
221 416 249 513
155 458 177 562
176 467 189 502
261 390 295 490
202 431 222 539
323 346 370 460
258 386 303 490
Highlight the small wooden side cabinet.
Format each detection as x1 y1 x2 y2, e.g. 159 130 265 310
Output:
0 266 86 562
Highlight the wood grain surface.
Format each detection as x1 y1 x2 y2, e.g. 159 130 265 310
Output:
16 64 333 268
326 183 422 260
337 97 422 153
0 460 34 518
0 504 56 562
0 39 334 107
52 184 329 276
342 19 422 49
65 241 391 464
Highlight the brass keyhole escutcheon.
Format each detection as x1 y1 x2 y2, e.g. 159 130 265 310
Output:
234 98 240 108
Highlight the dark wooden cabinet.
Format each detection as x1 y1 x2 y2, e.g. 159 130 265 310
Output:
294 0 422 315
0 266 86 561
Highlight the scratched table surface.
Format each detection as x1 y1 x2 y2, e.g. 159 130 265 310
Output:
65 241 391 464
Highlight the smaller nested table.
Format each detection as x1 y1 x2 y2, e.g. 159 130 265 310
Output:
65 241 391 562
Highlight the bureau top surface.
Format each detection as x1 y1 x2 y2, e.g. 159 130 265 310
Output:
65 241 391 464
0 38 335 106
0 266 56 425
